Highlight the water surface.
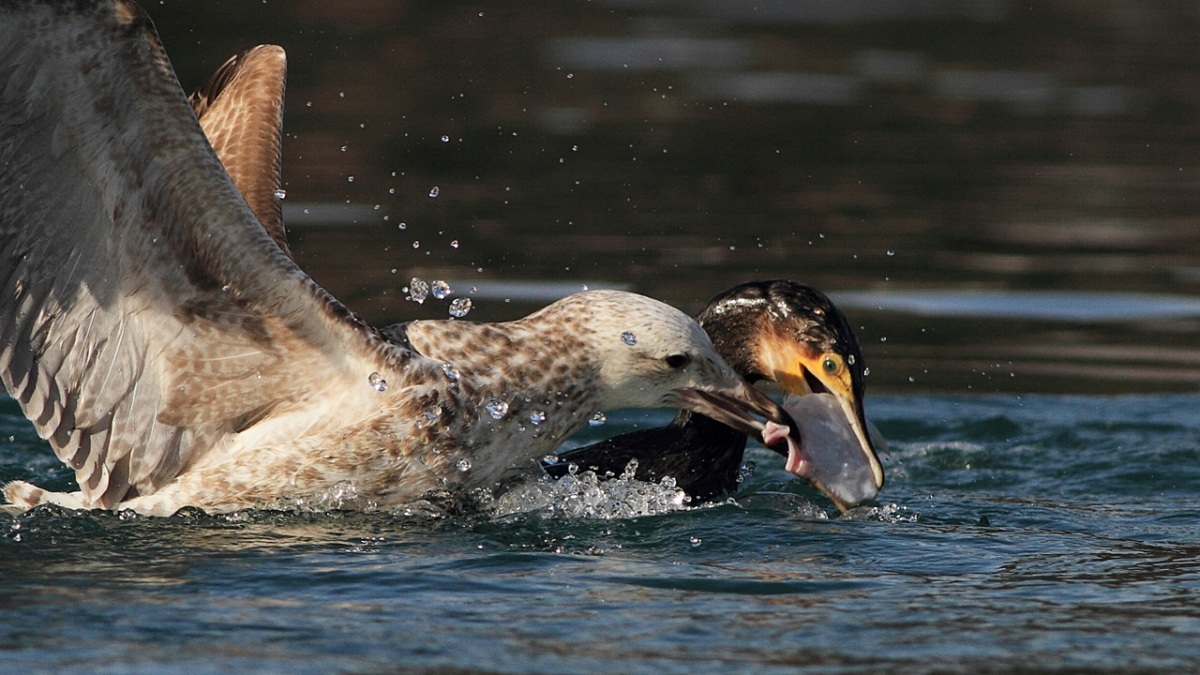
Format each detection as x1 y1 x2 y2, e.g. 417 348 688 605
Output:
3 2 1200 672
3 395 1199 673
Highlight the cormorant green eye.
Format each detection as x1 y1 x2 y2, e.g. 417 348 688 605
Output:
822 356 840 375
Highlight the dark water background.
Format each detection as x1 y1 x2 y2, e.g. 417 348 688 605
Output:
147 0 1200 394
3 1 1200 672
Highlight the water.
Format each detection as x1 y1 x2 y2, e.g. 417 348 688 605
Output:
4 2 1200 671
3 394 1199 673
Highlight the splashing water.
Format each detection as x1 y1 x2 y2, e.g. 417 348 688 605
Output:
367 372 388 392
456 458 472 472
528 411 547 426
621 331 637 346
428 186 440 198
490 462 691 520
449 297 473 318
588 412 606 427
441 363 460 382
431 280 453 299
409 278 429 304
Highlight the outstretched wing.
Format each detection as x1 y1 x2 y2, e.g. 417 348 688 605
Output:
189 45 290 254
0 0 404 508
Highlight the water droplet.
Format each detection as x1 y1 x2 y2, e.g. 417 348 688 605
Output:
441 135 450 143
456 458 472 472
450 240 460 249
441 362 460 381
428 186 440 199
529 410 546 426
431 280 453 299
621 331 637 346
588 412 607 427
340 145 348 152
412 241 420 249
542 455 559 465
449 297 473 318
621 459 639 478
485 398 509 419
864 367 871 376
886 249 895 256
408 277 429 303
368 372 388 392
398 222 407 230
347 175 355 183
689 536 702 548
273 189 287 200
415 404 442 429
737 460 757 483
847 354 856 365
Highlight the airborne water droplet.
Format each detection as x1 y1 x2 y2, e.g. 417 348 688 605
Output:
449 297 473 318
621 331 637 346
431 280 452 299
428 186 440 198
409 277 429 304
368 372 388 392
450 240 460 249
441 135 450 143
485 398 509 419
589 412 607 427
441 362 460 382
273 189 287 200
456 458 472 472
529 410 546 426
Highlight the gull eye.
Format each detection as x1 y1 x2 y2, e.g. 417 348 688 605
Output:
822 355 840 375
665 353 690 369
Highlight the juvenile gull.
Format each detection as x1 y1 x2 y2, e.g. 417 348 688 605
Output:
0 0 786 515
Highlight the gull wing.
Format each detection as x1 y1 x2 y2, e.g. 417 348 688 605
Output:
189 45 290 254
0 0 407 508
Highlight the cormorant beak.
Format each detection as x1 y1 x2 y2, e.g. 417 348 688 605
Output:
759 337 885 512
671 378 790 439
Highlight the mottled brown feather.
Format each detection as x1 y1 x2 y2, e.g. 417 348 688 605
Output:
188 45 289 254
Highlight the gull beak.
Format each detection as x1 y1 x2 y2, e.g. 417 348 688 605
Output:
671 374 790 439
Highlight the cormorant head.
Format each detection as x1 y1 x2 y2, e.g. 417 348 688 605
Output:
699 280 884 510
